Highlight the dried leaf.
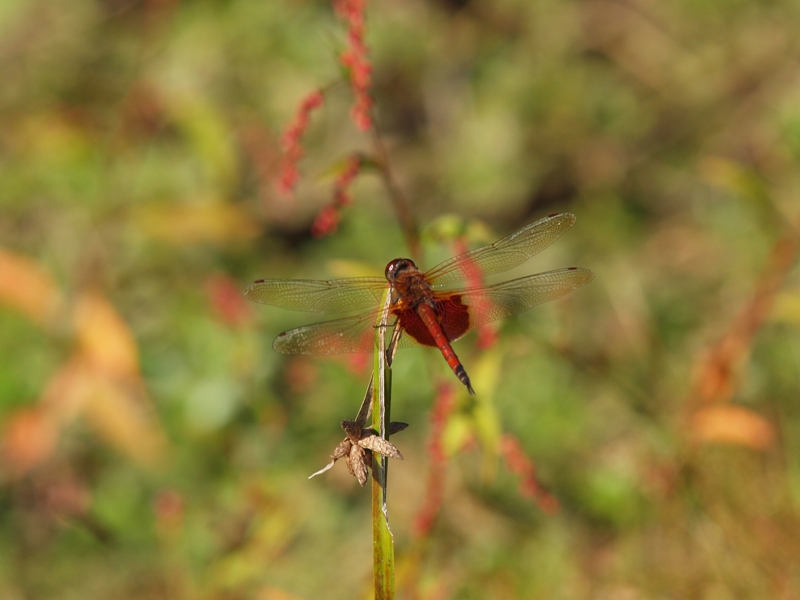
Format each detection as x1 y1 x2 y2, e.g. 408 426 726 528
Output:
310 415 407 484
349 444 369 486
358 431 404 460
691 405 776 451
341 419 362 440
331 439 351 460
388 422 409 435
0 248 62 326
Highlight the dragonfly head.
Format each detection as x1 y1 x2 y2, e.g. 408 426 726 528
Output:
385 258 417 283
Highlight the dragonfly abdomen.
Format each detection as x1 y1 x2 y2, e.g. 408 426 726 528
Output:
414 302 475 395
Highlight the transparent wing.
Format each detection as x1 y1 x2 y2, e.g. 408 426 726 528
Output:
424 213 577 288
271 268 593 354
272 309 385 355
436 267 594 342
244 277 387 313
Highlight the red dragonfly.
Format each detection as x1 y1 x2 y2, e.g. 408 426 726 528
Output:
245 212 593 395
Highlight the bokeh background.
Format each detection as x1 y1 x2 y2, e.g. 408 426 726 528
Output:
2 0 800 598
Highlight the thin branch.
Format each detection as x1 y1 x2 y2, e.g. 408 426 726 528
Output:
368 116 421 259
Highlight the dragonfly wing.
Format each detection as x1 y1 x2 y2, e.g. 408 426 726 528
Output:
425 213 577 287
272 309 384 355
443 267 594 341
392 267 592 348
244 277 386 313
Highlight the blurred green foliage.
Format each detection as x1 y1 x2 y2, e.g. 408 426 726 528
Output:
2 0 800 598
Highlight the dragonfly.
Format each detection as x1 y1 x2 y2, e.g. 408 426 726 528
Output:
245 212 593 395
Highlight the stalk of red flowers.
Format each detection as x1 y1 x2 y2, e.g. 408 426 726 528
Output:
450 236 499 350
413 383 458 538
332 0 372 131
274 1 420 254
275 90 326 198
500 434 559 514
311 154 362 238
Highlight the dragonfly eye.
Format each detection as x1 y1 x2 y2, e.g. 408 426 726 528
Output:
385 258 416 282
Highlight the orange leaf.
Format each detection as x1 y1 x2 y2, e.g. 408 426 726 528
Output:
2 288 169 475
1 359 90 477
0 248 62 326
0 408 58 477
691 405 776 451
64 290 170 467
73 291 140 379
1 355 170 476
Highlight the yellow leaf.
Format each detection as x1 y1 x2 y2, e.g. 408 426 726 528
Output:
15 113 93 165
73 291 139 379
0 248 62 326
471 349 503 454
67 289 171 467
698 156 769 205
771 292 800 325
699 156 744 192
81 372 170 468
326 259 382 278
165 95 238 192
256 587 306 600
442 412 473 457
691 405 776 451
135 203 260 245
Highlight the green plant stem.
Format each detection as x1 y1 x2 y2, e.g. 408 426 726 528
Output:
371 290 395 599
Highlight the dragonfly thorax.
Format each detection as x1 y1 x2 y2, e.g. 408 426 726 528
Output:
385 258 435 309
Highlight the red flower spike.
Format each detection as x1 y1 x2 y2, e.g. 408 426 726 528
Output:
333 154 361 205
452 237 499 350
311 154 361 238
345 352 370 376
476 325 499 350
332 0 373 131
413 383 457 537
500 434 560 514
311 205 340 238
205 274 254 328
275 90 325 198
277 163 300 196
